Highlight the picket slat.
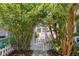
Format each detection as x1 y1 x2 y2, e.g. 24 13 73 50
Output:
0 45 14 56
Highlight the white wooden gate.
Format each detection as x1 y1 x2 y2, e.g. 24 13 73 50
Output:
30 23 52 51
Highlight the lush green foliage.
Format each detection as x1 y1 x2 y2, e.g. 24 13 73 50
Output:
0 3 77 51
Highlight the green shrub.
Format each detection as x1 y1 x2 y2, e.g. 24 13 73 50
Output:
35 32 39 38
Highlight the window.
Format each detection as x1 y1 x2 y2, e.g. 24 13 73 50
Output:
75 36 79 44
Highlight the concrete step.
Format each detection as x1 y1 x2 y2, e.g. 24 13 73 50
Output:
32 50 49 56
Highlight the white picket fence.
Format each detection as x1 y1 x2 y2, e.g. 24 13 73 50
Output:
0 45 14 56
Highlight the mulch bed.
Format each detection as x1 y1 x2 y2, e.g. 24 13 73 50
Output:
8 50 33 56
47 50 61 56
8 50 62 56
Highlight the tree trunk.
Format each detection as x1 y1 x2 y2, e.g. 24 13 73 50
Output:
66 5 75 56
59 25 66 55
49 25 54 39
49 23 57 39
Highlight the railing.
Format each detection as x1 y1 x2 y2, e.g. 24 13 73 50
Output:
0 45 14 56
